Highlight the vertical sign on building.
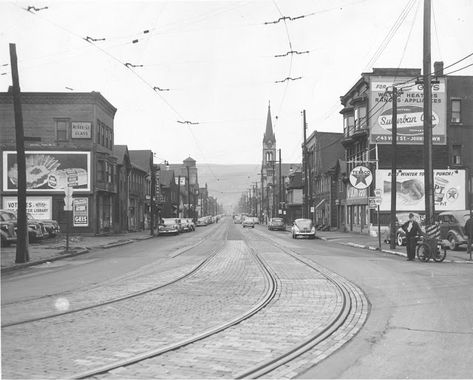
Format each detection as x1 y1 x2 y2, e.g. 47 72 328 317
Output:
73 198 89 227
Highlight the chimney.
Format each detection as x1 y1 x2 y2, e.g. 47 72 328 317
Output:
434 61 444 76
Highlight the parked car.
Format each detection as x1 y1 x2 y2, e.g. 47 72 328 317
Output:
291 218 316 239
158 218 180 235
181 218 195 232
242 217 255 228
195 217 207 227
233 215 243 224
268 218 285 231
438 210 470 250
0 210 44 243
0 210 17 247
29 213 60 237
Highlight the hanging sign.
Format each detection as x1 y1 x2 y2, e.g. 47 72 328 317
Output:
349 165 373 190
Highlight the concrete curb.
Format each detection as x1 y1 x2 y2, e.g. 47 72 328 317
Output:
338 241 473 264
1 235 155 273
1 247 90 273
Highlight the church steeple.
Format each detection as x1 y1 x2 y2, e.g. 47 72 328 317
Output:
263 102 276 144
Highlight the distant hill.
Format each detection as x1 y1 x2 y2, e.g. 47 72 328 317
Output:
197 164 261 213
196 163 300 213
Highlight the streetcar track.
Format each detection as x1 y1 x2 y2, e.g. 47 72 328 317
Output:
2 224 227 328
236 228 369 378
2 243 224 328
70 234 278 379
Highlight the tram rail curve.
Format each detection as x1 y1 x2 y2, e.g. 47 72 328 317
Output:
2 226 227 328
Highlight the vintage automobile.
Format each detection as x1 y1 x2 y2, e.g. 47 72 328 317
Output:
158 218 180 235
291 218 316 239
1 209 44 243
268 217 285 231
242 217 255 228
438 210 470 250
26 213 60 238
181 218 195 232
0 210 17 247
196 217 208 227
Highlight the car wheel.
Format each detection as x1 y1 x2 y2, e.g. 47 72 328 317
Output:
396 233 404 246
447 234 459 250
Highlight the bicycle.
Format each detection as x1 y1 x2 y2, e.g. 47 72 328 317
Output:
416 236 447 262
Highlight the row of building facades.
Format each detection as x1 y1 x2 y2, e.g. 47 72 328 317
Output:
257 63 473 233
0 90 221 235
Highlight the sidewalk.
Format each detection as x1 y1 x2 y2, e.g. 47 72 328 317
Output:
313 229 473 264
1 231 153 272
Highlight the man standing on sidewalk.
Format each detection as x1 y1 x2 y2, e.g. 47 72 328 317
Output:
401 213 422 261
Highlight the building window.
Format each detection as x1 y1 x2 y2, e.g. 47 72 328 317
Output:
355 106 367 130
451 100 461 123
452 145 462 165
55 119 69 141
97 161 105 181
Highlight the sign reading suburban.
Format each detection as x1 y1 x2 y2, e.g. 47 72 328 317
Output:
376 169 465 211
71 122 92 139
3 151 91 192
2 196 52 219
369 76 446 144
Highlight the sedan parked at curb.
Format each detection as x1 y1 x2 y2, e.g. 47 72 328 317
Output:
438 210 470 250
291 218 316 239
158 218 180 235
242 217 255 228
268 217 285 231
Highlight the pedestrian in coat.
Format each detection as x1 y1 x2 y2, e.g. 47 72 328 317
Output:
401 213 422 261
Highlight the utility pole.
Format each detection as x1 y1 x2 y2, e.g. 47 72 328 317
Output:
10 43 29 263
390 86 398 250
423 0 435 227
177 175 181 218
186 166 191 219
150 163 156 236
302 110 308 218
278 149 282 217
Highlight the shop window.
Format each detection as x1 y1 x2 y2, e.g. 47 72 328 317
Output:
451 100 461 123
452 145 462 165
55 119 69 141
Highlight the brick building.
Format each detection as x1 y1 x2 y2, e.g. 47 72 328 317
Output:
339 65 471 233
306 131 345 228
0 90 117 234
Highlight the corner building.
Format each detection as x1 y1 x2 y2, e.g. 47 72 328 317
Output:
340 65 471 233
0 90 117 234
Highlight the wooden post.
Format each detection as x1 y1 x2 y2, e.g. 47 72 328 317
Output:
390 86 398 249
10 43 29 263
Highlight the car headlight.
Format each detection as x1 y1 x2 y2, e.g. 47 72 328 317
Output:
311 227 316 233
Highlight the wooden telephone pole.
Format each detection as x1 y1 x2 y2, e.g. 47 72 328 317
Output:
10 43 29 263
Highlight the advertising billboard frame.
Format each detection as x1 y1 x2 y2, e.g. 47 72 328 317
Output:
375 169 466 212
3 151 91 192
369 76 446 145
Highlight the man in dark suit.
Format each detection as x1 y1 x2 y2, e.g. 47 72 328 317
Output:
401 213 422 261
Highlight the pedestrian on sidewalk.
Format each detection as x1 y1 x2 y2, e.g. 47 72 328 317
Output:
401 213 423 261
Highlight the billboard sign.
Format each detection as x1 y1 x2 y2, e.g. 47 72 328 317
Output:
71 122 92 139
376 169 465 211
73 198 89 227
2 196 52 219
369 77 446 144
3 151 91 192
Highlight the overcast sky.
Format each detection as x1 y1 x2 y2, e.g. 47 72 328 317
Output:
1 0 472 165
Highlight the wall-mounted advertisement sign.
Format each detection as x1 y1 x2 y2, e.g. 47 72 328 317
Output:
71 122 92 139
73 198 89 227
376 169 465 211
3 151 91 192
369 77 446 145
2 196 52 219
